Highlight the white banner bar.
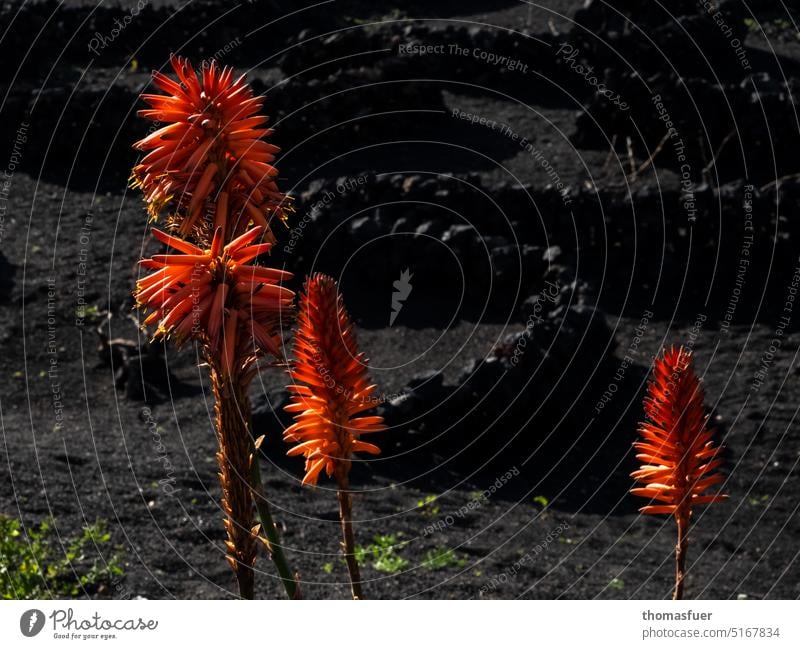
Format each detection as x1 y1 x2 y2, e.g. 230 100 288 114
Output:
1 600 797 648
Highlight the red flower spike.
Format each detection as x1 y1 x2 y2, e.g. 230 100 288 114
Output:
631 346 728 599
132 55 289 241
631 346 727 514
283 273 384 598
283 273 385 487
135 224 293 372
130 53 301 600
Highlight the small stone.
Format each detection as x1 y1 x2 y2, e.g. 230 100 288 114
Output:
542 245 562 263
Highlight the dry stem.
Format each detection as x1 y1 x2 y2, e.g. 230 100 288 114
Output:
210 365 258 599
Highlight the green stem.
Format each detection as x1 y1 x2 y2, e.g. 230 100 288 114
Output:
249 453 301 599
337 483 363 599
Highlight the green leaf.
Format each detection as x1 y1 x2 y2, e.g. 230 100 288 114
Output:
0 514 125 599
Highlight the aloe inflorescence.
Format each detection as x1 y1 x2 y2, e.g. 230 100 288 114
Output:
284 273 386 599
631 346 728 599
132 55 298 598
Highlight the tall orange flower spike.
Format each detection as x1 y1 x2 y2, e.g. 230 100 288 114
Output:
131 55 300 600
631 346 728 599
132 55 288 241
135 224 293 375
284 273 385 485
284 273 385 598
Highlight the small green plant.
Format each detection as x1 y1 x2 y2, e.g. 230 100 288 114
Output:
0 515 124 599
423 548 466 571
608 577 625 590
416 494 440 517
75 304 102 321
533 495 549 508
744 17 798 40
355 534 409 574
322 562 334 574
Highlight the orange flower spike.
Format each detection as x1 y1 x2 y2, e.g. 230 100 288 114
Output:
132 55 288 240
284 274 384 599
130 53 300 601
135 225 293 364
631 347 727 513
284 274 385 487
631 346 728 599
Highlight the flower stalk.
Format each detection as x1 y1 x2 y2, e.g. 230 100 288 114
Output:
211 367 258 598
335 468 362 599
249 435 301 599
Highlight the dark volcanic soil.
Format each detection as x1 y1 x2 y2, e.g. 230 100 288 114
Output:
1 0 799 599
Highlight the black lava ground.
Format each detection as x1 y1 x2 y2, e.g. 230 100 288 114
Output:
0 0 799 599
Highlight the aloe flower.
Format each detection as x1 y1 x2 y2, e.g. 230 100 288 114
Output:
131 56 299 599
136 225 292 375
284 273 385 598
631 346 728 599
132 55 288 241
